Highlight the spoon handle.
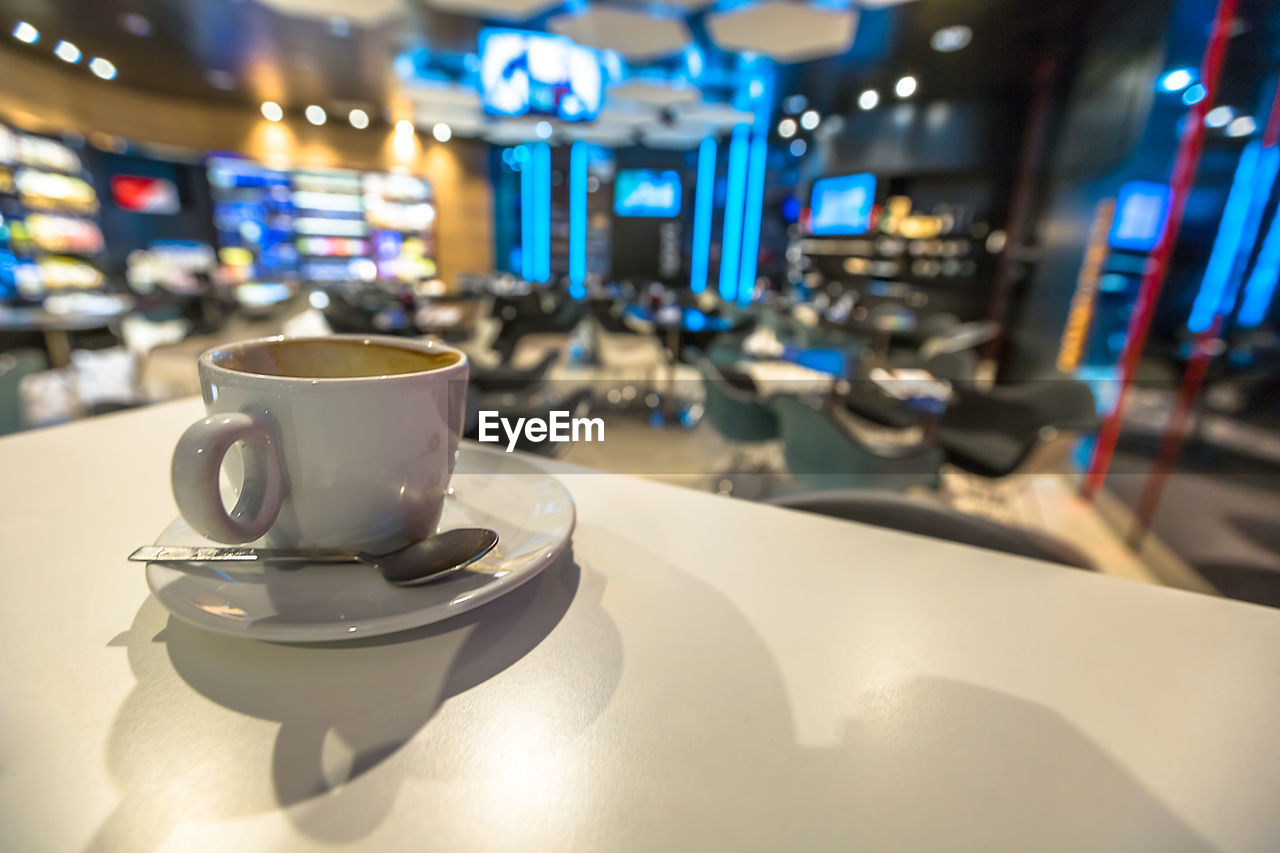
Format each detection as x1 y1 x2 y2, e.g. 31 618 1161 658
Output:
130 545 363 564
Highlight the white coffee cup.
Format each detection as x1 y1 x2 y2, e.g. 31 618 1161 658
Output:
171 334 468 551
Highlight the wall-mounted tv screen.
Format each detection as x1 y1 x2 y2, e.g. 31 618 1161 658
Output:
809 173 876 235
614 170 682 217
479 29 603 122
1109 180 1170 252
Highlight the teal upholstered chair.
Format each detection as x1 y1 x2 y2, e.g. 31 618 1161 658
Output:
771 393 942 492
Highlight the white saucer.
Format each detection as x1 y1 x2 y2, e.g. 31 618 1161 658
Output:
145 444 575 643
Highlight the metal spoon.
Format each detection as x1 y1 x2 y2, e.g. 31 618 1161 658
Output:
129 527 499 587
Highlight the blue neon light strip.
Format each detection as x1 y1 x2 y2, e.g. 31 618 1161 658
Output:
569 142 587 298
534 142 551 283
737 129 770 306
718 124 750 301
690 137 717 294
1239 204 1280 327
1189 141 1263 332
737 68 773 306
519 145 534 281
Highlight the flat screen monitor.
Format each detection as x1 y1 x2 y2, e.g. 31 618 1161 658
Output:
809 173 876 235
1109 180 1170 252
479 29 602 122
614 170 682 217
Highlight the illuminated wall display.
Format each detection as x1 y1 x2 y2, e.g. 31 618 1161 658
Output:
1108 181 1170 252
479 29 603 122
614 169 682 218
809 173 877 236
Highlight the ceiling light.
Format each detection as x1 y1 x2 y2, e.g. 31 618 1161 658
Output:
1159 69 1195 92
1181 84 1206 106
858 89 879 110
800 110 820 131
261 101 283 122
433 122 452 142
789 139 807 157
1226 115 1256 137
1205 106 1233 128
930 25 971 53
784 94 806 114
11 21 38 44
535 121 553 139
778 118 797 138
348 108 369 129
395 119 414 136
895 76 917 98
88 57 116 80
53 40 81 63
305 105 326 126
119 12 151 37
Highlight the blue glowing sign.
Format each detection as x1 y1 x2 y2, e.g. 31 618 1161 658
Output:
809 173 876 235
614 170 682 217
479 29 602 122
1109 181 1170 252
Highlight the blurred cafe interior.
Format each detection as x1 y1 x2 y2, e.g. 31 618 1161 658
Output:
2 0 1279 603
6 0 1280 849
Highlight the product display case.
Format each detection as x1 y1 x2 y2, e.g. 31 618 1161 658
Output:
0 125 106 304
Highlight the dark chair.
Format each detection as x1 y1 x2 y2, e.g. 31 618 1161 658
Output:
765 489 1094 569
938 375 1099 479
772 394 943 491
698 358 778 444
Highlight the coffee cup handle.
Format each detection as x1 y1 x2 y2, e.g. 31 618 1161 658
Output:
171 413 286 544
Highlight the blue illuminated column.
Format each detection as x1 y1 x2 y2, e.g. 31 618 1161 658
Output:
518 145 534 282
690 137 718 293
737 67 775 306
718 125 750 301
533 141 552 283
1189 141 1279 331
569 142 588 298
1239 206 1280 327
737 126 771 306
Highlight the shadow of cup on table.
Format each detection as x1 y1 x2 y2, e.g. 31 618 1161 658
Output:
89 547 623 851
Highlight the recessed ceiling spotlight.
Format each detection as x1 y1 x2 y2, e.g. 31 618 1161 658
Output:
53 40 81 63
535 121 553 140
800 110 820 131
784 94 807 114
305 105 326 126
433 123 452 142
895 76 917 98
395 119 414 136
930 25 971 53
1159 68 1195 92
119 12 152 37
11 21 38 44
348 108 369 129
261 101 283 122
1205 105 1234 128
778 118 797 139
1181 84 1206 106
858 89 879 110
88 57 116 80
1226 115 1256 137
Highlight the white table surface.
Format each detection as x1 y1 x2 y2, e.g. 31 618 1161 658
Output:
3 399 1280 852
